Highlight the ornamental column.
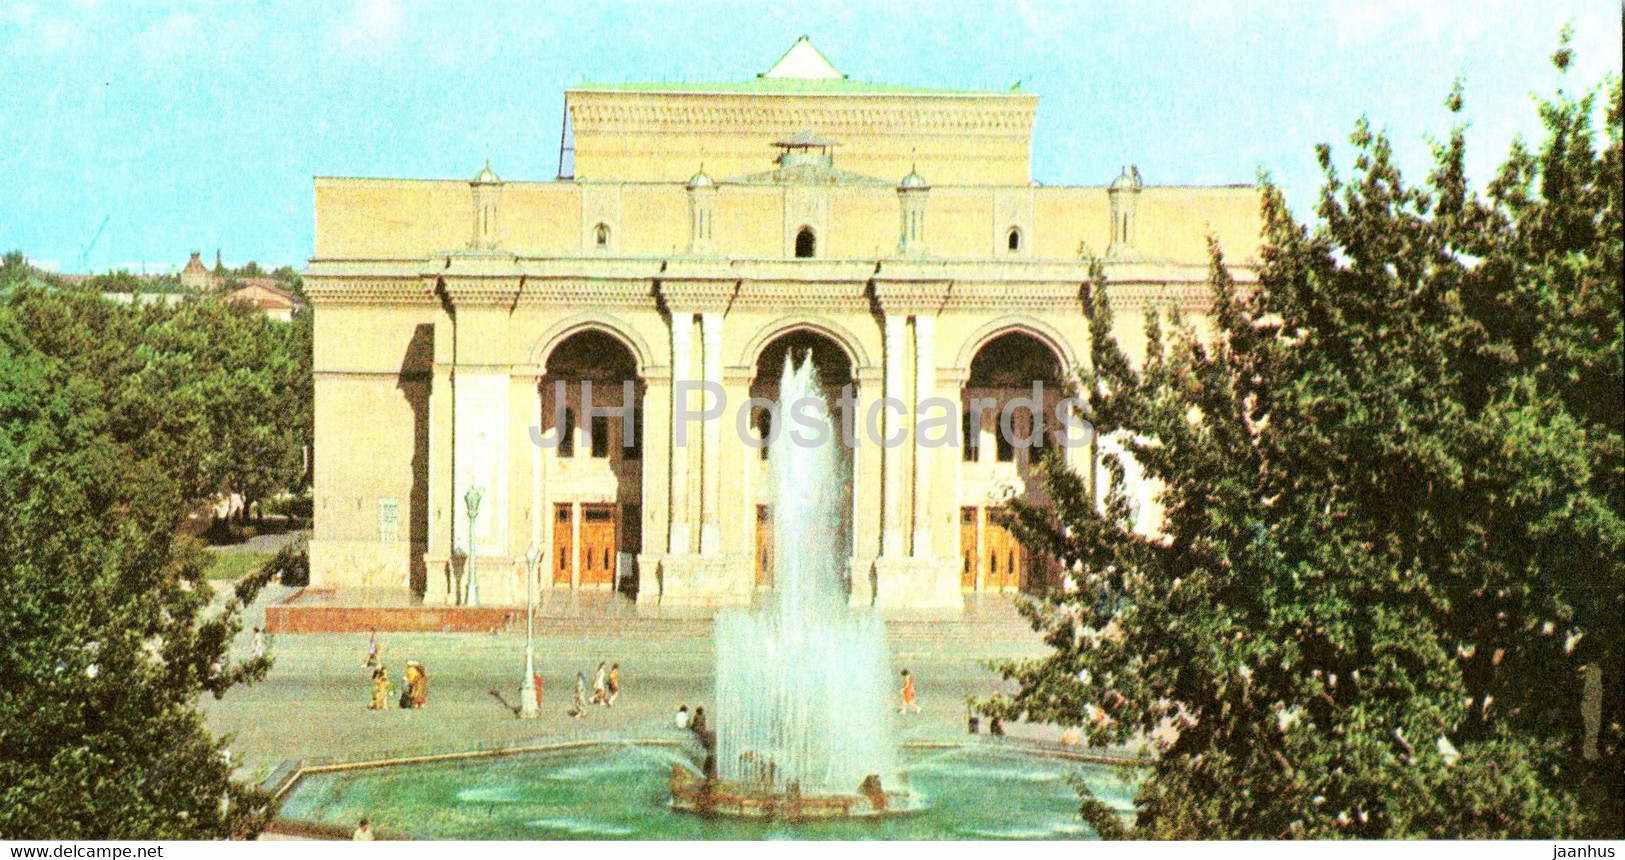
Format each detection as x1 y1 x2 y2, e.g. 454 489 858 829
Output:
881 313 907 558
668 313 693 554
911 314 936 558
699 311 724 555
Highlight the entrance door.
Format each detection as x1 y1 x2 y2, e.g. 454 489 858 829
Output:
756 505 774 587
552 504 573 586
983 509 1023 591
960 507 978 590
580 504 617 586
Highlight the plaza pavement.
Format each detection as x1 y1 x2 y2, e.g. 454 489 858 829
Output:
203 581 1061 786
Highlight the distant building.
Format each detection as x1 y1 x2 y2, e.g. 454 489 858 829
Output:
181 252 212 290
227 281 303 322
178 251 305 320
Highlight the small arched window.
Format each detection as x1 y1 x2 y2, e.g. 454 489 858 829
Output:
794 226 816 259
1006 227 1022 253
594 223 611 249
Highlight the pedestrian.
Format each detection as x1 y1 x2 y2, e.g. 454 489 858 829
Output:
365 628 380 667
898 668 920 714
674 704 691 730
569 672 588 718
399 664 414 709
408 661 428 707
352 818 373 840
689 706 708 738
532 673 544 709
368 665 391 711
607 662 621 707
591 662 609 706
250 626 265 659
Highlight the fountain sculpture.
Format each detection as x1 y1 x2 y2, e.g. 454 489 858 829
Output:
671 354 910 819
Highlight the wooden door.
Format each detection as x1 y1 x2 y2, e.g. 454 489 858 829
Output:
581 504 617 586
756 505 774 587
960 507 978 590
984 510 1023 590
552 504 573 585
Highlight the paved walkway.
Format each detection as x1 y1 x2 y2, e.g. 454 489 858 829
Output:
203 585 1061 787
204 526 304 556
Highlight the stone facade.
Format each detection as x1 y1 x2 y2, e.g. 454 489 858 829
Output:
305 40 1262 611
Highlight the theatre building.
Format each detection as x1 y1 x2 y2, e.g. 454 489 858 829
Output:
305 38 1262 611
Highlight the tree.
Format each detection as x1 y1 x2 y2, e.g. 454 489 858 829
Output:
2 286 308 507
0 313 276 838
0 284 311 838
270 265 303 294
989 51 1621 838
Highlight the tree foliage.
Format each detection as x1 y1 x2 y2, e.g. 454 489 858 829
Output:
991 55 1621 838
0 277 312 838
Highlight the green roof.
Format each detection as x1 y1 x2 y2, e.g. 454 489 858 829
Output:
569 77 1020 97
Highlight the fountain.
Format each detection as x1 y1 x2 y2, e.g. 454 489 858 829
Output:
267 353 1144 839
671 353 908 819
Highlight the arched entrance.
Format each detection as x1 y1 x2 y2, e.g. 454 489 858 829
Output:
748 329 854 589
959 331 1065 594
539 329 645 596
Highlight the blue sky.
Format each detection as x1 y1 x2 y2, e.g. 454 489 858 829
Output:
1 1 1618 273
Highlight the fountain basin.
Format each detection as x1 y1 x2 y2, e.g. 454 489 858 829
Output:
669 764 914 821
272 739 1141 840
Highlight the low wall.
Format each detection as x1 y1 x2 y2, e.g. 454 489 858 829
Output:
264 603 518 634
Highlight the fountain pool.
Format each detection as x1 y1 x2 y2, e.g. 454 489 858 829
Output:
274 741 1138 840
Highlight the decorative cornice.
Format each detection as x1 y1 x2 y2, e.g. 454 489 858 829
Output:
730 279 870 311
305 277 436 306
517 278 655 308
659 278 740 311
940 280 1086 314
872 279 951 315
568 100 1035 138
440 276 521 306
1097 280 1223 313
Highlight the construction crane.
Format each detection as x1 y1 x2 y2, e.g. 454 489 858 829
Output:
78 215 109 273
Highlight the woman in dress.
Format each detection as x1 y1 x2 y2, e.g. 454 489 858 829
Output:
368 665 391 710
898 668 920 714
408 661 428 707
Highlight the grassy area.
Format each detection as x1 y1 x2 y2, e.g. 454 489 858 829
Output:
206 550 274 581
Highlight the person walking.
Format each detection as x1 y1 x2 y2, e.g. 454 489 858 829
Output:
352 818 374 841
898 668 920 714
368 665 391 711
607 662 621 708
365 628 380 667
570 672 588 718
675 704 691 730
591 662 609 707
250 626 265 659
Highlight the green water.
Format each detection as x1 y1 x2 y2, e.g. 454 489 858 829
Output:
277 741 1138 840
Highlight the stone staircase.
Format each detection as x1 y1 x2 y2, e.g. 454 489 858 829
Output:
265 588 1045 646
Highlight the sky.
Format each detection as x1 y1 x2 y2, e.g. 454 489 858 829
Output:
1 1 1619 274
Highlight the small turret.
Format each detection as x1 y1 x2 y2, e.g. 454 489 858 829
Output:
687 165 717 255
896 165 930 256
1106 165 1142 259
470 160 503 251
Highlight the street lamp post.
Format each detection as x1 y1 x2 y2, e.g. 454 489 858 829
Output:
521 543 541 719
464 485 483 607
